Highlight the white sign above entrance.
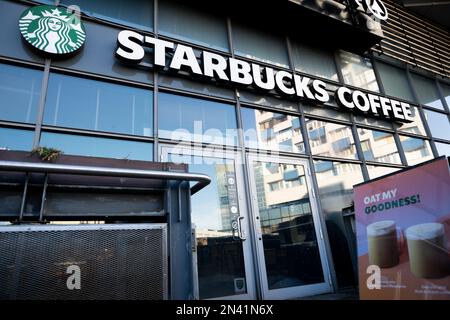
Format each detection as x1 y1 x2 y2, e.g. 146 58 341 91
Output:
115 31 412 123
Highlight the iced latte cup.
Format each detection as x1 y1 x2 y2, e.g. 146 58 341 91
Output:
367 220 399 268
406 223 449 279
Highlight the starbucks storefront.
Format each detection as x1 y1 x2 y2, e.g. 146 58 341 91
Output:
0 0 449 300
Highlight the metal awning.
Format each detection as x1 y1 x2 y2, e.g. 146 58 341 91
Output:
0 160 211 195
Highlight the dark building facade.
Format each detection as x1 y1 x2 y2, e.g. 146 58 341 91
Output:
0 0 449 299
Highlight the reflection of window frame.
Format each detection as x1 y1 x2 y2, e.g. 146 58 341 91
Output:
286 176 306 188
360 139 374 161
372 130 391 141
332 137 352 152
401 137 425 152
308 126 327 147
269 180 282 191
375 152 400 164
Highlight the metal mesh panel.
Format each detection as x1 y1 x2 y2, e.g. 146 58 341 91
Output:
0 224 167 300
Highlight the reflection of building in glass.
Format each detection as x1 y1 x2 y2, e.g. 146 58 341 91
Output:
396 107 424 135
357 128 401 164
339 51 379 91
198 164 238 233
253 160 324 290
400 136 433 165
189 161 235 237
195 228 233 246
217 166 231 231
252 110 304 153
253 162 267 212
256 161 311 233
314 161 363 215
307 120 357 159
313 159 364 288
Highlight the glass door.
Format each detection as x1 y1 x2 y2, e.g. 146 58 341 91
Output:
161 146 256 300
247 154 332 299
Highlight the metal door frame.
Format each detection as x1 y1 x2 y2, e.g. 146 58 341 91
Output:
160 144 257 300
246 153 333 300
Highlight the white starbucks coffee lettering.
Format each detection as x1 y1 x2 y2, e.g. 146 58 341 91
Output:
115 31 410 123
336 87 413 122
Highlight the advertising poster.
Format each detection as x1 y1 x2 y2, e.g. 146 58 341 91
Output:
355 157 450 300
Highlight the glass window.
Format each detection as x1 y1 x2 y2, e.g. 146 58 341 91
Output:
314 160 363 287
0 127 34 151
354 115 392 130
241 108 305 153
166 153 246 299
366 165 400 180
338 51 379 92
435 141 450 157
158 92 238 146
410 73 444 110
0 1 45 63
0 64 42 124
158 75 234 99
51 21 154 84
423 109 450 140
232 22 289 68
251 160 325 289
239 91 297 111
61 0 153 31
399 135 433 165
440 82 450 108
306 119 358 159
43 74 153 137
159 0 228 52
291 41 338 81
357 128 401 164
302 104 350 122
394 106 426 136
376 62 414 101
39 132 152 161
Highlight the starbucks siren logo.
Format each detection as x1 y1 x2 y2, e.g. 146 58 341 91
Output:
19 5 86 55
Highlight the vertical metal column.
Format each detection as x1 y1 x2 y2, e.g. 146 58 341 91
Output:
153 0 159 162
33 59 51 149
38 173 48 223
286 35 337 291
405 67 440 158
226 16 262 300
18 173 30 223
371 57 409 167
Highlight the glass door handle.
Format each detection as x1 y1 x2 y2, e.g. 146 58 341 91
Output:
237 216 246 241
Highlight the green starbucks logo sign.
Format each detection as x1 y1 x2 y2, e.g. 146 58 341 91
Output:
19 5 86 55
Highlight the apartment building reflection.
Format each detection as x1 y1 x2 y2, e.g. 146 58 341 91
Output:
251 109 325 288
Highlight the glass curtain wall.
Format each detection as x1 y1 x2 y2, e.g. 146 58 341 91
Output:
1 0 450 298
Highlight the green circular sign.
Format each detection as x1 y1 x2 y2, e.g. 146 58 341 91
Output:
19 5 86 55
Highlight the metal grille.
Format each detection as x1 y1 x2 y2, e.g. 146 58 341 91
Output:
0 224 167 300
372 0 450 78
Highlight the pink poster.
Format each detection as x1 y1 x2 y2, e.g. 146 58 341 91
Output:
355 157 450 300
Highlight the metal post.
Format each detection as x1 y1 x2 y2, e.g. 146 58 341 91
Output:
33 59 51 149
39 173 48 223
18 173 30 223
